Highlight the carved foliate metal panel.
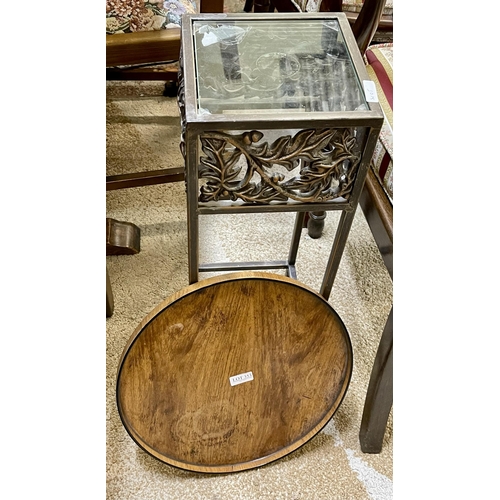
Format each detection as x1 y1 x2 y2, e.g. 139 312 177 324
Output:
198 128 360 204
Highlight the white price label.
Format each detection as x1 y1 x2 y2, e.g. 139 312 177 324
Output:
363 80 379 103
229 371 254 386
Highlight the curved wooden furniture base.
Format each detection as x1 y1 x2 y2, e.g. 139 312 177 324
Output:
106 218 141 256
117 272 353 473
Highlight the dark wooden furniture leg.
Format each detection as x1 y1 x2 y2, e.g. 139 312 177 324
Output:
106 218 141 256
357 168 393 453
359 307 393 453
106 267 115 318
306 211 326 239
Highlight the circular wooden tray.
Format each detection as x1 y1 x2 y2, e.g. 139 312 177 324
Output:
116 272 352 473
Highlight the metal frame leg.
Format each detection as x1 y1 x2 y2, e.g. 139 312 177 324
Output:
186 129 200 284
287 212 306 279
320 208 356 300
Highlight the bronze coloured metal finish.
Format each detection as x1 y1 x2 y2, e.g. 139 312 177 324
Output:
178 13 384 296
198 128 360 204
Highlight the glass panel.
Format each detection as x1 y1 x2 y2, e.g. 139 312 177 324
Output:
192 19 368 115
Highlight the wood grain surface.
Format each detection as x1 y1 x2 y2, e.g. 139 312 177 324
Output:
116 272 352 473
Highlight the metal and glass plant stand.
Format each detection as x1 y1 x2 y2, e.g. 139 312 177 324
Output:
178 12 383 299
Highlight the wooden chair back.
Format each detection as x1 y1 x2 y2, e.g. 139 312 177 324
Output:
106 0 224 80
262 0 387 55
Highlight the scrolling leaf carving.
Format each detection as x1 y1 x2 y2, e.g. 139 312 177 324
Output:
199 128 360 204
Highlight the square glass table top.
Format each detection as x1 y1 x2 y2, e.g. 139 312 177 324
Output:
191 18 368 116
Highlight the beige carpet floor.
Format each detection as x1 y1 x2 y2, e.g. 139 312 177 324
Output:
106 79 393 499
